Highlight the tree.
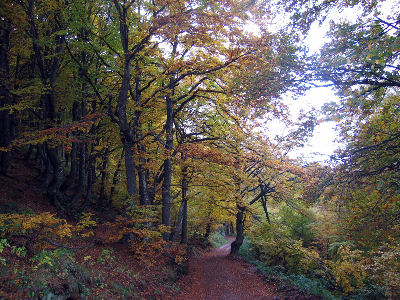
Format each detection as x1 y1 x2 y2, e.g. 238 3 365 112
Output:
0 13 12 175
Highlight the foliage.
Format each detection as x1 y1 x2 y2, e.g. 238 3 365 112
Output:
238 237 337 299
368 240 400 298
208 232 228 248
246 216 320 275
241 199 399 297
0 0 399 298
0 212 72 242
328 246 366 294
97 248 115 266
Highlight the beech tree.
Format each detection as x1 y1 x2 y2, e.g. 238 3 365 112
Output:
1 0 309 246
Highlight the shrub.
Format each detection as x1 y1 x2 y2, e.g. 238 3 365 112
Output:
208 231 227 248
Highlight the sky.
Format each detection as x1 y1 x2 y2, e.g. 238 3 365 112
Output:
249 20 341 164
285 22 340 164
244 3 344 164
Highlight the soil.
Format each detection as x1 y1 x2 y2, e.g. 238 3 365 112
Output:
175 237 279 300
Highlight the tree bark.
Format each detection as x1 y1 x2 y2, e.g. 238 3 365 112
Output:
109 149 124 207
124 138 138 206
181 166 188 244
162 95 174 240
230 204 245 255
69 144 87 209
134 65 150 206
61 101 80 191
170 198 185 242
204 221 212 240
0 21 11 175
113 0 138 208
46 145 65 212
98 152 108 208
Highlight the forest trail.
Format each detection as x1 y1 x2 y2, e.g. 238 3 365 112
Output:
175 238 279 300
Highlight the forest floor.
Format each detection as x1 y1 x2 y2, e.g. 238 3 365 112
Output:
175 237 279 299
174 237 322 300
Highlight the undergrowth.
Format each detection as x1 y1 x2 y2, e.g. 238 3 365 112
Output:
238 237 388 300
238 237 337 299
208 232 228 248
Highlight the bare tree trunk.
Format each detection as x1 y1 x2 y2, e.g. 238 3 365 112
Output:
61 101 80 191
46 145 65 212
230 204 245 255
204 221 211 240
170 198 185 242
113 0 138 209
181 200 188 244
181 166 188 244
69 144 87 208
109 149 124 207
124 138 138 207
162 95 174 240
134 64 150 206
0 21 11 175
98 152 108 208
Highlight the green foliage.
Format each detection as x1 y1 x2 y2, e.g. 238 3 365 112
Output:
0 0 398 298
0 238 10 266
32 248 74 273
279 205 316 247
286 274 336 300
328 241 356 258
237 237 252 259
246 220 319 275
238 236 337 299
208 232 228 248
97 248 115 266
329 246 366 294
0 238 9 253
11 245 27 258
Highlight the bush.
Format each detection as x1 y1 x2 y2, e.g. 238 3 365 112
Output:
208 232 227 248
286 274 336 300
238 237 251 258
238 237 336 299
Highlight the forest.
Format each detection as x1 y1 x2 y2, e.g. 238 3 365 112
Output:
0 0 399 299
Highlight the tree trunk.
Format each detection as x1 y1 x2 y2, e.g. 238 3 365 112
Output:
134 64 150 206
113 0 138 209
46 145 65 212
181 200 188 244
124 138 138 207
204 221 211 240
137 159 150 205
82 161 95 210
61 141 78 191
230 204 245 255
69 144 87 209
0 21 11 175
109 149 124 207
181 166 188 244
162 95 174 240
170 198 185 242
61 101 80 191
98 152 108 208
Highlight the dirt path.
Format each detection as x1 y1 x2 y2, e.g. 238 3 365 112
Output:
175 238 279 300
